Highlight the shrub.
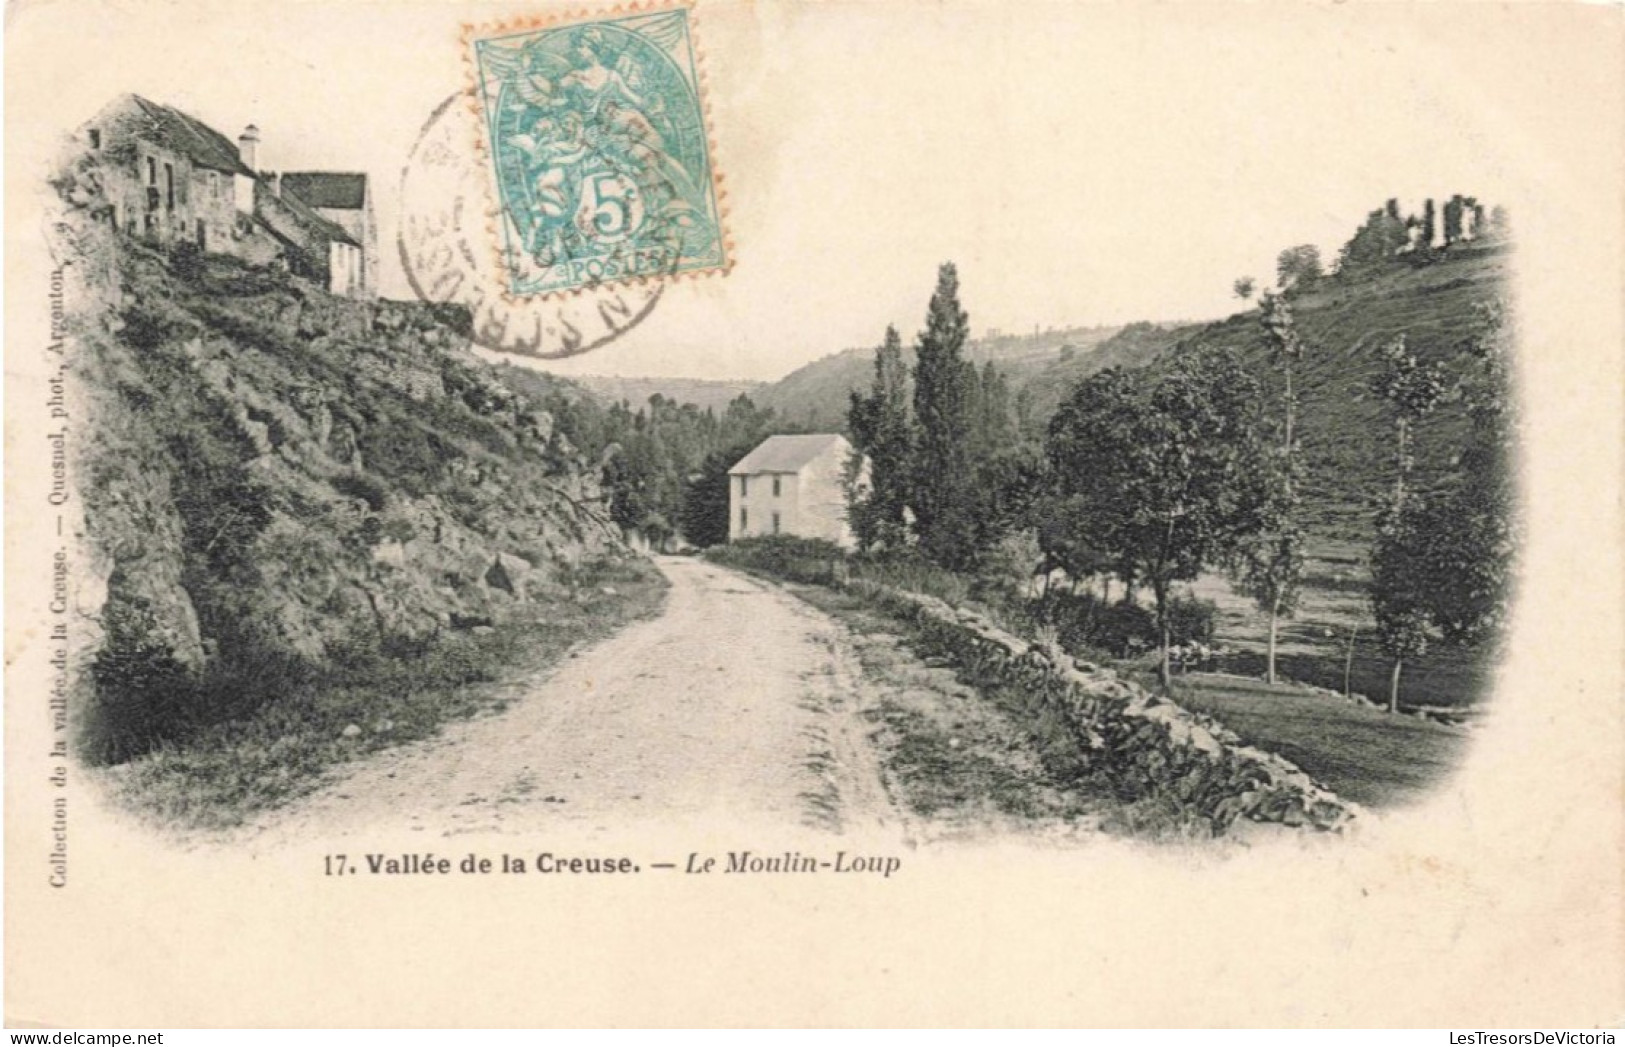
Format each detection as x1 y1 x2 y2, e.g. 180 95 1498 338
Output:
1164 594 1217 647
119 302 185 352
426 302 474 339
705 535 848 584
82 593 199 765
1032 591 1215 660
168 240 205 283
855 551 971 608
331 470 390 513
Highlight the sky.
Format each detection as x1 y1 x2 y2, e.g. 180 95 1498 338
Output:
16 0 1612 381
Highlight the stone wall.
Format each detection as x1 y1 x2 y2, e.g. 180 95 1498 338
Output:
856 582 1360 834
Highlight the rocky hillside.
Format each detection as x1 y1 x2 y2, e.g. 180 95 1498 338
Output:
57 217 630 765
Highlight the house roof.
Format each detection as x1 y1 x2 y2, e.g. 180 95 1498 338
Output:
270 183 359 247
728 434 848 475
280 172 368 210
123 95 255 176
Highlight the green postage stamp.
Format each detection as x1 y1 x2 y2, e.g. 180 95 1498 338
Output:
464 4 730 298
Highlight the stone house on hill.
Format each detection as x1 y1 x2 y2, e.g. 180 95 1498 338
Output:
83 94 256 257
77 94 372 298
281 172 378 300
728 434 867 550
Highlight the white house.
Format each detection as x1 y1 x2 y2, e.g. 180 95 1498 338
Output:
281 172 378 299
727 434 866 550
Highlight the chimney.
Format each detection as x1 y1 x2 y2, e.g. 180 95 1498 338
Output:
237 124 260 171
268 172 281 197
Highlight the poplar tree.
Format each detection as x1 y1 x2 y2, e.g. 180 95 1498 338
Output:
1227 292 1307 683
1368 335 1449 710
910 263 980 570
846 325 914 552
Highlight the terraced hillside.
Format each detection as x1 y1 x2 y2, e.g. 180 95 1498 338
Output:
1137 246 1512 541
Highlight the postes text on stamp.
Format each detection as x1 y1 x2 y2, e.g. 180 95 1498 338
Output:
464 5 729 298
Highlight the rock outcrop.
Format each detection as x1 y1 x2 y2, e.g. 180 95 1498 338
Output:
55 206 626 763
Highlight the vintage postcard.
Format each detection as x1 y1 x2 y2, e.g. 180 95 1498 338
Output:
5 0 1622 1029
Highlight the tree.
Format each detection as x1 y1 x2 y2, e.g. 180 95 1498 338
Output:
1423 302 1521 647
1368 334 1449 709
846 325 914 552
602 428 671 544
1227 453 1304 684
1257 291 1305 448
968 359 1016 462
1370 335 1448 507
971 443 1048 560
1046 349 1272 684
1233 276 1256 301
1276 244 1323 293
681 442 756 548
1043 366 1142 590
909 263 980 570
1370 500 1436 711
1227 291 1309 683
1337 200 1409 276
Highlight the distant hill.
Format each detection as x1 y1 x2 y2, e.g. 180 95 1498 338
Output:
1021 321 1191 421
574 375 765 414
754 323 1123 431
749 244 1511 545
572 240 1511 550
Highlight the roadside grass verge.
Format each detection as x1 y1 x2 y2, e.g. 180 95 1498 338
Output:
723 548 1469 830
1162 672 1470 809
95 559 668 832
786 584 1116 841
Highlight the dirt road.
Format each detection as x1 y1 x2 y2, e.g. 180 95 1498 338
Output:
237 557 900 846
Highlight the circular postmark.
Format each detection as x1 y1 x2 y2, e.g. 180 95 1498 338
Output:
398 93 678 359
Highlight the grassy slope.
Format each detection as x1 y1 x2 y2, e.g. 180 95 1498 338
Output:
1036 249 1513 709
1159 248 1511 538
1020 321 1190 421
1166 673 1470 809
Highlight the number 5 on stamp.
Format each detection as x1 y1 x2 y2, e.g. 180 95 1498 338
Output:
463 4 731 298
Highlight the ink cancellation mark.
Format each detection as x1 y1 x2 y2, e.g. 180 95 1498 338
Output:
399 94 665 359
462 4 731 299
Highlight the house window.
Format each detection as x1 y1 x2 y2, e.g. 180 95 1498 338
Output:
146 157 157 185
740 507 748 531
772 512 781 534
165 164 175 210
196 219 207 250
88 129 101 150
739 475 748 497
772 476 781 497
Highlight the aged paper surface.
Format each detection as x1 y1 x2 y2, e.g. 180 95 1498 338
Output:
5 0 1623 1028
